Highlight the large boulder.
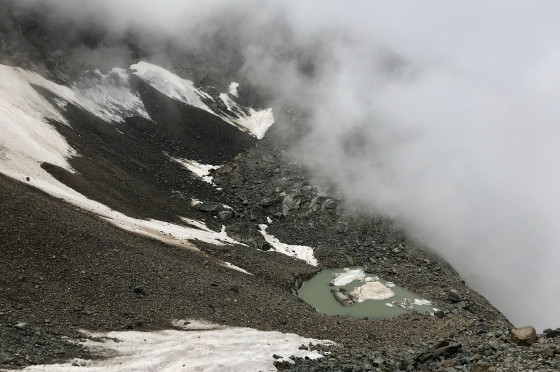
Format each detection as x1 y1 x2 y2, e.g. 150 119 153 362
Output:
511 326 537 346
471 361 497 372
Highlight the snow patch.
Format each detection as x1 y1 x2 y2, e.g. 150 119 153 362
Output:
219 92 275 139
228 81 239 97
16 320 332 372
221 261 252 275
170 156 220 184
258 224 317 266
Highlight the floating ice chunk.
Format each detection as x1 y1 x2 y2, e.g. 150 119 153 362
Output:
385 281 396 288
258 224 317 266
331 268 366 286
17 320 333 372
350 281 395 302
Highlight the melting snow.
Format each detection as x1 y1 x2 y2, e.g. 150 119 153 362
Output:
258 224 317 266
15 320 332 372
170 156 220 184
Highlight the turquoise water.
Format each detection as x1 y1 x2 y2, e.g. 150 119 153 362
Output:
298 267 436 319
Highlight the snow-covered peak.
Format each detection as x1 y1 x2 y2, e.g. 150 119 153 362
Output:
130 61 275 139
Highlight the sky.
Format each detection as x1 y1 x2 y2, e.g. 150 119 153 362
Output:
17 0 560 330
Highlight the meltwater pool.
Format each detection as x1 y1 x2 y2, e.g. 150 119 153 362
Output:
298 267 438 318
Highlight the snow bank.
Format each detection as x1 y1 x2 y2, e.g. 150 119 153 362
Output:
15 320 332 372
258 224 317 266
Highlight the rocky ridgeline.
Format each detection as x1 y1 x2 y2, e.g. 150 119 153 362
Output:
274 327 560 371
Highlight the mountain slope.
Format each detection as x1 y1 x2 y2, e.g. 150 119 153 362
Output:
1 4 560 372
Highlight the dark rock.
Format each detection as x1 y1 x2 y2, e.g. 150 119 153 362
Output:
432 343 461 358
218 210 233 220
429 340 449 351
471 361 497 372
133 285 144 294
261 196 279 207
415 352 433 363
258 242 272 251
447 290 462 303
543 328 560 338
323 198 338 210
197 202 221 213
272 354 282 359
540 347 555 358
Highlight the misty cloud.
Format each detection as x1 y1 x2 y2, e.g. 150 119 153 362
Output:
16 0 560 330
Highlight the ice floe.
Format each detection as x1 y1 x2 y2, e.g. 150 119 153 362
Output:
350 281 395 302
330 268 366 286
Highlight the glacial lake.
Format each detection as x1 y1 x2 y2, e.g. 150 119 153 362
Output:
298 267 437 319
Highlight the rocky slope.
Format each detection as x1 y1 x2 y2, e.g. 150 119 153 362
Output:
1 2 559 371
